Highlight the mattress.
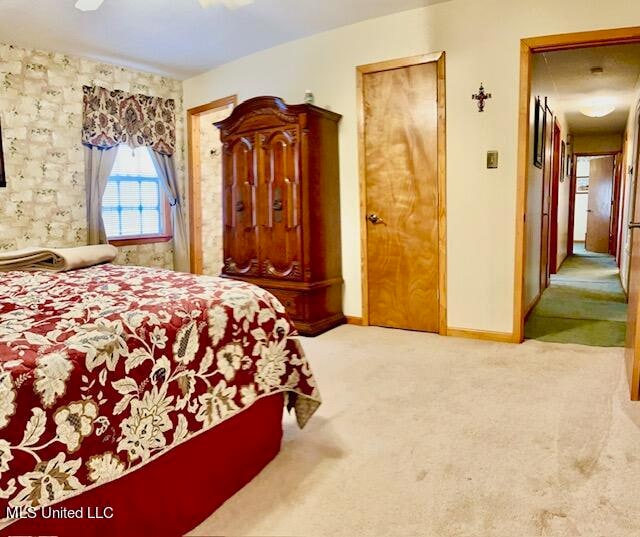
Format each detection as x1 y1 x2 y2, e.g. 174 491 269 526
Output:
0 264 320 532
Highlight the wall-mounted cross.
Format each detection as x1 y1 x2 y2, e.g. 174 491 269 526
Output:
472 83 492 112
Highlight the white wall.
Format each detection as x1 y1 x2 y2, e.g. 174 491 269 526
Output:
574 192 588 242
183 0 640 334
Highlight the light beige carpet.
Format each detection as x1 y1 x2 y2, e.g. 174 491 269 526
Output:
190 325 640 537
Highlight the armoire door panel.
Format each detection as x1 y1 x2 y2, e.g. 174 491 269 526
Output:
222 136 259 276
258 128 303 280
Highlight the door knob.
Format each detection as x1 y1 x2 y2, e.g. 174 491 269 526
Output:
367 213 385 225
629 222 640 229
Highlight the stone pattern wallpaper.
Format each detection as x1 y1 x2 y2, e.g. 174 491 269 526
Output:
0 42 184 269
198 107 228 276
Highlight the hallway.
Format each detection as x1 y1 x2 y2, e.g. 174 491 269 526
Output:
525 244 627 346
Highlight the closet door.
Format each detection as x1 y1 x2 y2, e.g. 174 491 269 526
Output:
222 135 259 276
363 60 440 332
257 128 303 280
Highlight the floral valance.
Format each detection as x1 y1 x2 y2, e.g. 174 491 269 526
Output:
82 86 176 156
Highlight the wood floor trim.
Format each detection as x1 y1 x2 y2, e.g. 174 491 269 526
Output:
345 316 363 326
447 327 517 343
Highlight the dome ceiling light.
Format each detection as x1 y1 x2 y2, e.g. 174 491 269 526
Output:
579 67 615 118
579 97 616 118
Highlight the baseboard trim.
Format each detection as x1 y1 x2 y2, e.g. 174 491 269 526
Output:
345 316 363 326
447 327 516 343
524 293 541 319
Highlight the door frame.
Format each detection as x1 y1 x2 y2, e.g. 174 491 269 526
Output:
356 51 447 335
187 95 237 274
569 152 620 255
514 26 640 343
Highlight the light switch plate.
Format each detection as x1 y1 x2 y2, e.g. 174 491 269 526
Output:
487 150 498 169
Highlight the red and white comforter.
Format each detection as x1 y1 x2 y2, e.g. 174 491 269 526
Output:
0 264 320 527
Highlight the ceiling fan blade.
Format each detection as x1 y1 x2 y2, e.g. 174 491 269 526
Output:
75 0 104 11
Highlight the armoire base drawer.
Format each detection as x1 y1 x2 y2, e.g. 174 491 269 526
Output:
221 275 345 337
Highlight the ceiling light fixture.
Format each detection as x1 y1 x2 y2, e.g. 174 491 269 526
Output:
579 97 616 118
75 0 104 11
198 0 254 8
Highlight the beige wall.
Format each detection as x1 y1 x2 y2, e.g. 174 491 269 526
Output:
198 108 228 276
573 133 623 154
620 85 640 291
0 42 184 269
183 0 640 333
524 53 570 310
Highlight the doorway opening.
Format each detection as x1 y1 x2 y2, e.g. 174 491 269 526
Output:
187 95 236 275
515 27 640 400
522 44 637 347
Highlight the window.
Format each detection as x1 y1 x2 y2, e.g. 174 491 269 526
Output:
576 156 590 194
102 145 172 245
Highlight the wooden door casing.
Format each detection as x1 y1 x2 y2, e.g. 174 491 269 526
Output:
539 104 554 291
363 61 440 333
258 128 303 280
222 135 259 276
586 156 614 253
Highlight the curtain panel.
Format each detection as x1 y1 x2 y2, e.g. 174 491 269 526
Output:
85 146 118 245
149 150 190 273
82 85 176 156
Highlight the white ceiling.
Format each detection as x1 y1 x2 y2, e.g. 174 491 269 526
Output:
0 0 446 79
537 44 640 135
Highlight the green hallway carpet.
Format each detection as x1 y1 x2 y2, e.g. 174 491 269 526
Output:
525 245 627 347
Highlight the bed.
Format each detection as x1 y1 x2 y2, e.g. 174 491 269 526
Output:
0 264 320 536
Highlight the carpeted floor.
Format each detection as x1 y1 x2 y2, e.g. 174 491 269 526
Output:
190 325 640 537
525 244 627 346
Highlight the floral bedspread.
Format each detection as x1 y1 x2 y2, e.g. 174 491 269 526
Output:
0 264 320 526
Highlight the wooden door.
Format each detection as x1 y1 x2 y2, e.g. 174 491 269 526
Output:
626 134 640 400
363 61 439 332
257 128 303 280
222 135 259 276
610 152 623 258
549 120 561 274
539 105 554 290
586 155 614 253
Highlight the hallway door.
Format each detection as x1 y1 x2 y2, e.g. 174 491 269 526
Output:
361 58 441 332
626 116 640 400
586 155 614 253
549 120 561 274
540 104 554 290
626 172 640 400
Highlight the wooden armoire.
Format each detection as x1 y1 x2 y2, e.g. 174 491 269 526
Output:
214 96 345 336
